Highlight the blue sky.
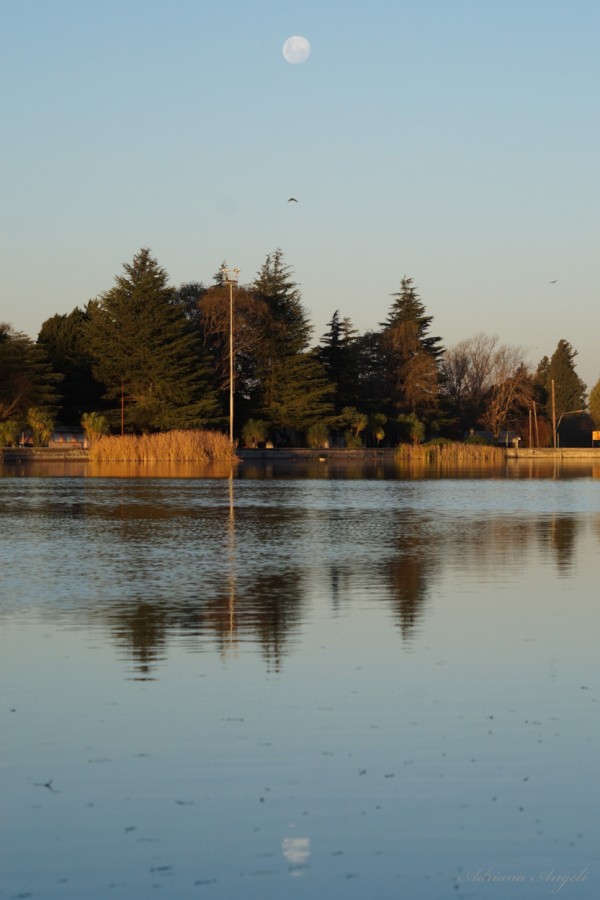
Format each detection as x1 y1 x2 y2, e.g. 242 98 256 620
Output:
2 0 598 390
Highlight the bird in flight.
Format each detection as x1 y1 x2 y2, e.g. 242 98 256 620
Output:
549 279 558 283
287 197 298 203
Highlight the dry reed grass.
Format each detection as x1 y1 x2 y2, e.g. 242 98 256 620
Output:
89 430 235 462
395 442 505 464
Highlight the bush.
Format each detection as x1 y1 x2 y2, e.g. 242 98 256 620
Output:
464 433 491 445
241 419 269 448
0 419 20 447
397 413 425 445
368 413 386 445
81 411 110 445
306 422 329 449
343 430 363 449
27 407 54 447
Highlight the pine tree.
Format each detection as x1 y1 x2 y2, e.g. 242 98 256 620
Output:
316 311 360 412
252 249 311 356
589 378 600 427
38 308 104 424
0 323 61 424
541 340 586 420
249 250 331 434
85 248 217 432
262 352 334 435
382 277 443 359
380 277 443 417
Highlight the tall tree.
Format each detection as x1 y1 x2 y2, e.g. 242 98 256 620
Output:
262 351 334 435
0 323 61 425
442 335 534 439
383 277 443 359
538 339 586 421
479 360 534 439
194 280 270 428
353 330 388 413
252 249 312 356
380 277 443 418
316 311 360 412
589 377 600 427
172 281 207 329
442 333 511 431
37 308 104 424
249 250 331 432
85 248 217 432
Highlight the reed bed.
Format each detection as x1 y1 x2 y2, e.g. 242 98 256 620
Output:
395 441 506 465
89 429 235 462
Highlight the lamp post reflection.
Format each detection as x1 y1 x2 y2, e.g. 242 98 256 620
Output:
224 470 238 656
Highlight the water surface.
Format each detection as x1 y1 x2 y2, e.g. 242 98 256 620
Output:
1 464 598 898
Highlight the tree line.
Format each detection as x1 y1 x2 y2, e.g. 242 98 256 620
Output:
1 246 597 448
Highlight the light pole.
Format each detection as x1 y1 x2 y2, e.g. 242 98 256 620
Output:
555 408 586 448
221 265 240 446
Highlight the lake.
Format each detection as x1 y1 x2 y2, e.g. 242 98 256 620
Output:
1 460 598 898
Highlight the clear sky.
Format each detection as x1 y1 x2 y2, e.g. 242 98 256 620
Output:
2 0 598 391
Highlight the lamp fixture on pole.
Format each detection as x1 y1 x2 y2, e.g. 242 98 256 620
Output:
220 265 240 446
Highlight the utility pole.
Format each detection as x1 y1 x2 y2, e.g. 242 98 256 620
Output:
532 400 539 448
221 265 240 446
551 379 557 448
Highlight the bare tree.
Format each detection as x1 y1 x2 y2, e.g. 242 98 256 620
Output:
442 333 531 435
196 286 270 393
480 359 534 439
442 333 499 413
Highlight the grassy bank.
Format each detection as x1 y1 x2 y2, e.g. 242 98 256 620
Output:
395 442 505 464
89 430 235 462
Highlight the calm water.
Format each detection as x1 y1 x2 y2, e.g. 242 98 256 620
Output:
1 462 599 899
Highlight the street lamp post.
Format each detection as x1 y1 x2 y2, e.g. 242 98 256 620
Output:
221 265 240 446
555 408 586 449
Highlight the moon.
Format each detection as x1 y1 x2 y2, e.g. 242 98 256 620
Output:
283 35 311 64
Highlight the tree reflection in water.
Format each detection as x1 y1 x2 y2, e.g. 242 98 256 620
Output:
95 506 594 678
3 471 597 678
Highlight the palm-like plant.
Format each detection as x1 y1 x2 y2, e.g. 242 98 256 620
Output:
81 411 110 445
27 407 54 447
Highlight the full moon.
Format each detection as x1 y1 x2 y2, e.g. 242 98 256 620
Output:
282 35 311 64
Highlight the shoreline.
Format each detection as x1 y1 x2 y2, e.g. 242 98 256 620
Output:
3 446 600 464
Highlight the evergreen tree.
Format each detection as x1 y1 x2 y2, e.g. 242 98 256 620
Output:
382 276 444 359
316 311 360 412
172 281 207 329
589 378 600 427
0 323 61 424
37 308 104 424
262 352 334 436
353 330 388 413
249 250 332 434
252 249 311 356
85 248 217 432
539 340 586 420
379 277 443 418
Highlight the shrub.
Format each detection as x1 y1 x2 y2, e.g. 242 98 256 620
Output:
306 422 329 449
241 419 269 448
81 411 110 445
0 419 20 447
343 430 363 449
397 413 425 445
368 413 386 445
27 407 54 447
